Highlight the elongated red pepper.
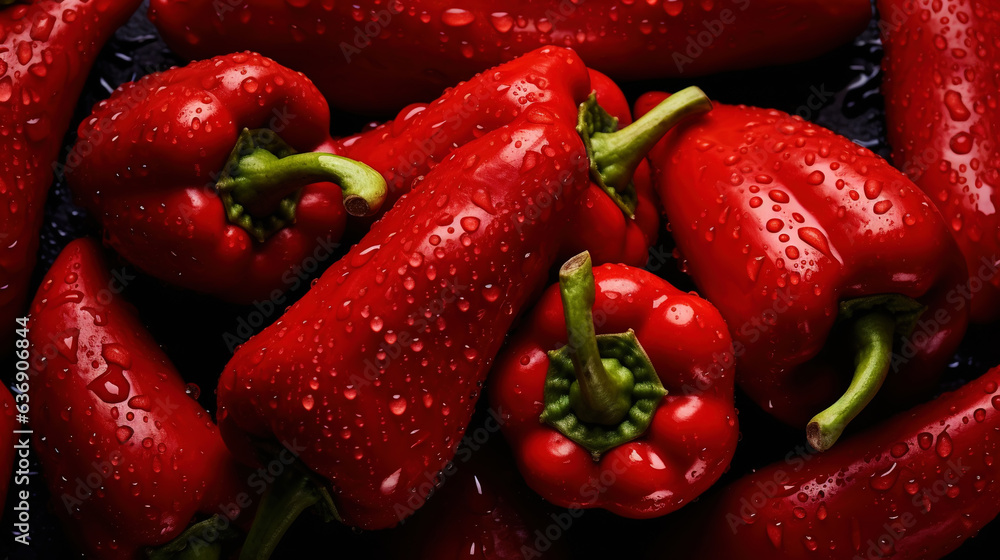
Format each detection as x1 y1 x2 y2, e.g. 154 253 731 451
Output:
28 238 250 560
880 0 1000 323
333 51 659 266
217 74 710 557
0 385 15 507
0 0 141 348
665 365 1000 559
148 0 871 115
66 52 386 304
638 92 969 450
490 252 737 517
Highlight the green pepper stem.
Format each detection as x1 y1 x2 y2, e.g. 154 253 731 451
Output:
557 251 633 425
239 466 336 560
222 148 387 218
590 86 711 194
807 312 896 452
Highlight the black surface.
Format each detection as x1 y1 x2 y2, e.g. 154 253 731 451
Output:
3 1 999 558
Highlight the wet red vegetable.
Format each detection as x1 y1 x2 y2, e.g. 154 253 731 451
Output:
148 0 871 114
216 54 709 558
0 0 143 348
880 0 1000 323
67 52 386 304
665 364 1000 559
28 239 250 560
491 253 738 518
638 92 969 450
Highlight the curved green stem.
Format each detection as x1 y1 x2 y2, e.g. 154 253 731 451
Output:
578 86 711 218
216 128 387 242
222 149 386 218
558 252 632 425
239 464 338 560
807 312 896 452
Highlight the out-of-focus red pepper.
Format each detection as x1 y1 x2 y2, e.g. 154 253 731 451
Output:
637 92 969 451
28 238 251 560
333 50 659 267
216 70 710 558
0 385 15 506
147 0 871 115
880 0 1000 323
67 52 386 304
0 0 142 348
663 365 1000 559
490 252 737 517
391 439 570 560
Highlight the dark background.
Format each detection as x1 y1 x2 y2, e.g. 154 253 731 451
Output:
3 1 998 558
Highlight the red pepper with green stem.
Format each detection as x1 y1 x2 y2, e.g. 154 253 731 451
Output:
879 0 1000 323
490 252 738 518
66 52 386 304
148 0 871 115
637 92 969 451
661 365 1000 559
334 49 659 267
28 238 251 560
0 0 142 349
216 83 711 558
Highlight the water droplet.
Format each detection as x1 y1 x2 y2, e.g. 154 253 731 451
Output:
936 430 953 458
302 395 315 411
490 12 513 32
441 8 475 26
944 90 971 121
115 426 134 443
870 462 899 491
950 132 972 155
390 396 407 415
873 200 893 215
460 216 480 232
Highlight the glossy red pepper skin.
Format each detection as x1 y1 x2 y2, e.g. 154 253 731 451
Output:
0 0 142 348
638 92 969 429
0 385 16 507
67 52 374 304
491 262 738 517
666 365 1000 559
218 113 590 530
28 239 249 559
147 0 870 115
334 50 657 267
880 0 1000 323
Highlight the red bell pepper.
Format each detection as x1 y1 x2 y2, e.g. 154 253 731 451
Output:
0 385 16 507
147 0 871 114
66 52 387 304
391 439 570 560
490 252 738 518
880 0 1000 323
0 0 142 348
666 365 1000 559
333 51 659 267
216 66 710 558
28 238 251 560
637 92 969 451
